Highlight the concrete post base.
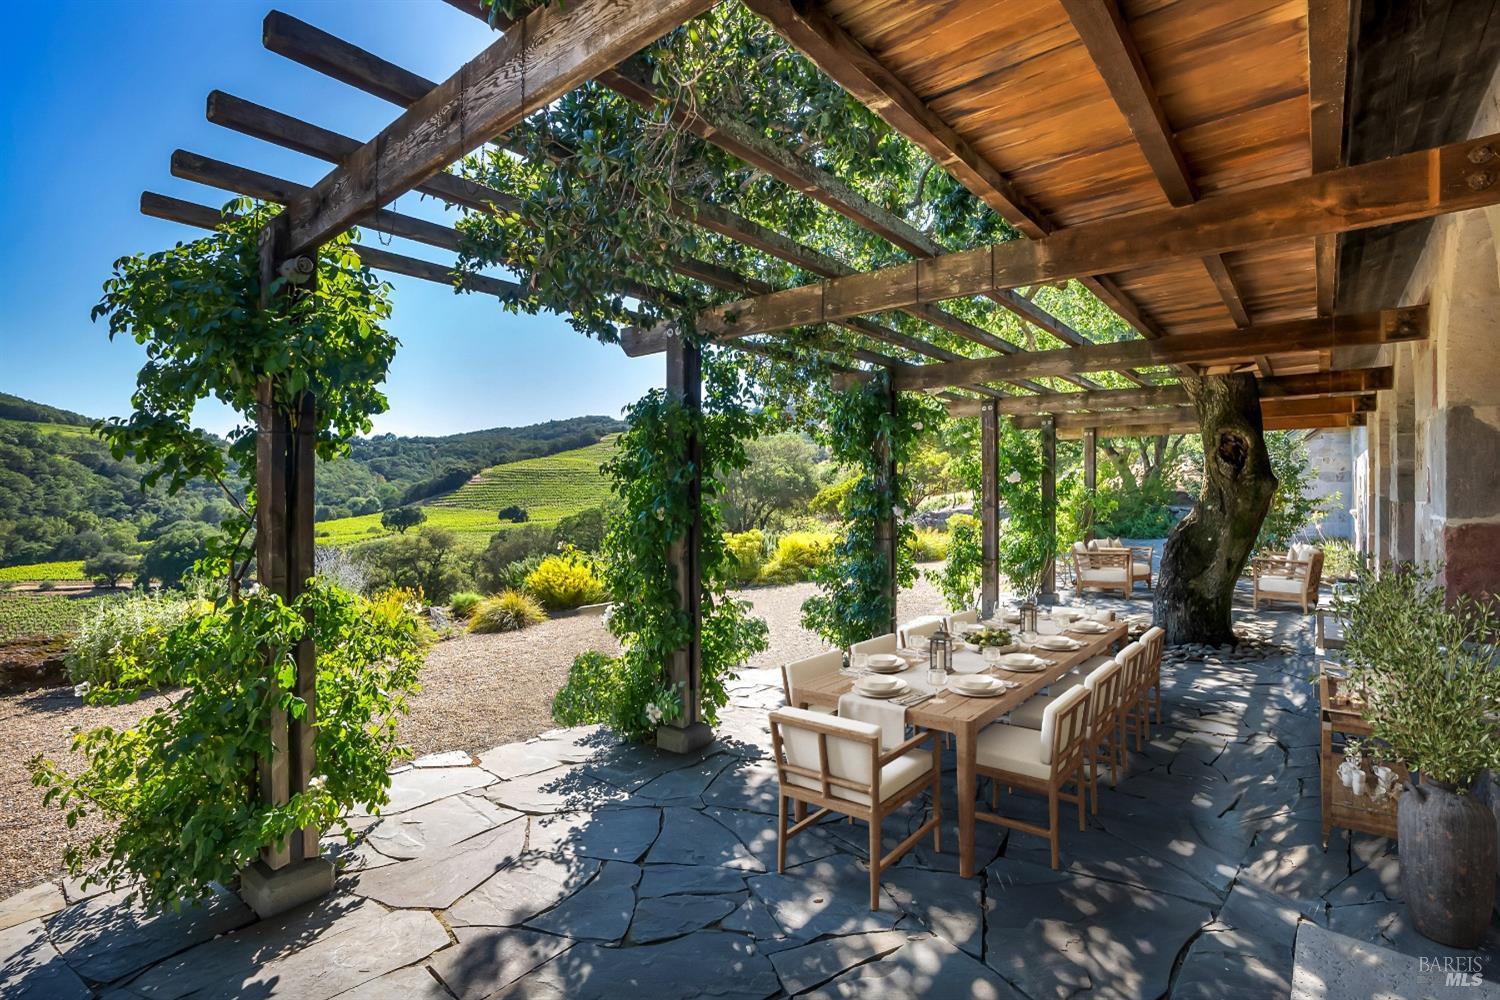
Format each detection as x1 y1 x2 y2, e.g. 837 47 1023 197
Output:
656 721 712 755
238 857 335 918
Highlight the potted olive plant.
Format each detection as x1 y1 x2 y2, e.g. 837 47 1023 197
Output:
1336 563 1500 948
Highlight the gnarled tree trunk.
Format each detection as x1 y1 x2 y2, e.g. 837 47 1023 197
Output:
1154 374 1277 644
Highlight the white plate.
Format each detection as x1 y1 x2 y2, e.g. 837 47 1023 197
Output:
1067 621 1109 635
856 677 910 699
998 653 1049 671
1034 636 1082 651
949 676 1006 697
1048 609 1081 622
866 653 906 672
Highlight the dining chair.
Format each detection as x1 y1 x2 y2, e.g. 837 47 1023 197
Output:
768 707 941 910
898 615 946 648
974 686 1093 870
1139 625 1166 725
780 650 843 715
1116 640 1151 752
946 609 980 630
1004 657 1127 812
850 633 898 658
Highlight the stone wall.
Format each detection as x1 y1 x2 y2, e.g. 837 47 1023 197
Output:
1303 428 1354 540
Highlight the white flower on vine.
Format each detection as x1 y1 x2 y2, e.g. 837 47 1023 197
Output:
655 508 666 521
892 504 906 518
73 682 91 699
645 702 663 725
308 775 328 793
912 421 924 431
1005 471 1023 484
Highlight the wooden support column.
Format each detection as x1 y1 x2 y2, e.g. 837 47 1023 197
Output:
874 379 901 635
980 402 1000 617
1040 416 1058 601
240 215 332 916
657 337 711 755
1083 428 1098 542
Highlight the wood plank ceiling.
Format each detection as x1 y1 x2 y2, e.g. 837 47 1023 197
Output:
814 0 1325 373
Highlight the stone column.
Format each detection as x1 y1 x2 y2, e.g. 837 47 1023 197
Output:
1390 344 1417 562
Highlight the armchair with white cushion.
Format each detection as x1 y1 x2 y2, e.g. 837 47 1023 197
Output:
780 650 843 715
1251 542 1324 613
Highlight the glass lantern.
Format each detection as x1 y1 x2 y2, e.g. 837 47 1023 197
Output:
1019 598 1039 646
927 629 953 684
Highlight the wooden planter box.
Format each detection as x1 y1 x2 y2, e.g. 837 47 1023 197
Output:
1320 669 1408 847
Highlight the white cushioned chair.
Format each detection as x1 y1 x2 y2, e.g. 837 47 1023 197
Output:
769 707 941 910
1005 656 1128 812
1116 640 1151 752
946 609 980 630
1251 543 1325 613
974 685 1092 870
898 615 947 648
1139 625 1166 725
1072 542 1131 598
780 650 842 715
850 632 898 659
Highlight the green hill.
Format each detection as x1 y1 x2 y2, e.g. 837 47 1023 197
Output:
316 437 616 547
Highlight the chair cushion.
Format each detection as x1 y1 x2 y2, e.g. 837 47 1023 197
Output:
1107 537 1124 549
785 650 842 705
1290 542 1319 563
947 609 979 628
1039 686 1089 766
783 749 932 806
850 633 898 657
1086 539 1101 551
1072 541 1088 554
1259 575 1305 596
975 723 1049 780
1079 567 1128 585
1132 561 1151 576
774 707 880 791
899 616 946 646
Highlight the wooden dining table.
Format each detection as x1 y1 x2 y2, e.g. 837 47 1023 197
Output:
794 619 1128 877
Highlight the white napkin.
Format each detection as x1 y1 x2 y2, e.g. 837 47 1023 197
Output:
838 692 907 750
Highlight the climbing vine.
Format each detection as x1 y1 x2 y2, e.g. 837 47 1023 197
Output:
801 372 944 648
995 418 1055 597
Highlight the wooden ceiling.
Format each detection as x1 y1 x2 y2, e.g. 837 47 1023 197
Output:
798 0 1332 374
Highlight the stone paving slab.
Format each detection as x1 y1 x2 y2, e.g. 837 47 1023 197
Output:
647 806 766 871
628 892 739 943
351 819 526 910
354 763 496 817
525 806 661 862
490 930 779 1000
0 882 67 933
478 764 625 814
444 852 599 928
1293 922 1500 999
524 860 639 942
363 793 519 860
0 920 91 999
429 925 572 1000
806 932 1024 999
328 965 452 999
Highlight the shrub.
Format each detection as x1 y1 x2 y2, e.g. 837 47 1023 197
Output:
468 590 547 633
907 528 949 563
552 504 611 553
472 525 555 592
83 551 139 589
1322 538 1360 579
381 506 426 534
757 531 835 584
524 549 606 609
926 514 981 610
497 505 529 523
449 591 483 618
68 591 207 686
724 529 767 584
358 528 470 604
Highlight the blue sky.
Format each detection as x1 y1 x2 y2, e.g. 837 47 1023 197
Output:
0 0 662 436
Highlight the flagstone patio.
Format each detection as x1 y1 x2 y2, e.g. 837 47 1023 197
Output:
3 601 1497 999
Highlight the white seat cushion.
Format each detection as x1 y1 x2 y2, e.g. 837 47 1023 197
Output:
1290 542 1319 563
850 633 898 657
783 749 931 805
785 650 843 707
1079 567 1128 585
1011 657 1116 730
1072 541 1088 554
899 615 946 646
975 723 1049 780
1132 561 1151 576
1007 694 1053 730
1259 575 1305 596
947 609 979 628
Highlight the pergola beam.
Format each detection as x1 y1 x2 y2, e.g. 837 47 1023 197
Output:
1043 412 1367 440
1008 395 1376 434
944 367 1393 418
1309 0 1353 317
886 308 1423 391
280 0 715 253
638 133 1500 344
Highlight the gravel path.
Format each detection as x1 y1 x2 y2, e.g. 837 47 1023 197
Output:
0 571 950 900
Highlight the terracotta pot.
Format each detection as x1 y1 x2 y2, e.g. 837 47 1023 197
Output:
1398 775 1497 948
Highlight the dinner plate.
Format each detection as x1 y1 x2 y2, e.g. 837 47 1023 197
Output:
866 653 906 672
998 653 1049 671
1067 621 1110 635
949 675 1007 697
855 676 910 699
1048 609 1081 622
1034 635 1082 651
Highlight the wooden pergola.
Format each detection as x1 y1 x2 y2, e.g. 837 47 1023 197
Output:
138 0 1500 905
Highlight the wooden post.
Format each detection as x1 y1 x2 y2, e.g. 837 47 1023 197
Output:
1083 427 1098 542
240 214 333 917
873 378 900 635
657 337 711 755
1040 415 1058 601
980 402 1000 616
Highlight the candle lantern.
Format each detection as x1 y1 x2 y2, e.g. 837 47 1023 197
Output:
927 629 953 675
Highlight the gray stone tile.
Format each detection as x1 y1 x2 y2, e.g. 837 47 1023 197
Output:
430 925 573 1000
631 753 735 806
638 863 747 898
525 861 640 942
1003 825 1221 906
412 750 476 768
0 920 91 1000
647 807 765 871
526 807 661 862
477 742 568 781
123 897 448 1000
880 866 984 957
703 805 844 869
352 819 526 910
748 856 901 940
1292 922 1499 1000
805 933 1025 999
0 882 66 932
1172 942 1297 1000
719 893 787 942
1324 898 1500 965
46 883 254 985
445 853 600 928
356 764 496 817
489 931 779 1000
628 893 738 943
364 794 519 860
1239 817 1353 903
583 743 717 792
329 965 451 999
701 758 781 813
478 765 625 814
768 929 907 995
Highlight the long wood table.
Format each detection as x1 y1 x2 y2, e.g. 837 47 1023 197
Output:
795 620 1128 877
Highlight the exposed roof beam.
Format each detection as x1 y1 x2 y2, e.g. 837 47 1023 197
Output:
630 132 1500 345
1045 412 1365 439
1061 0 1250 329
944 367 1393 417
884 308 1424 392
1010 398 1374 433
278 0 714 253
1309 0 1353 317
